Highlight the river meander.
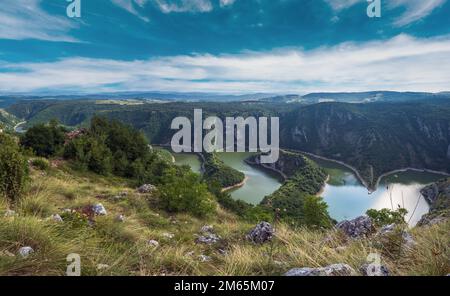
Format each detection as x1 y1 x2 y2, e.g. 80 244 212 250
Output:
171 151 446 225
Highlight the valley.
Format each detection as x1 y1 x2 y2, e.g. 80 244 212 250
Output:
170 150 445 226
5 96 450 191
0 101 449 276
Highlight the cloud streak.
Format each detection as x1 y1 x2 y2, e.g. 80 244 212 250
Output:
0 0 78 42
110 0 150 21
1 35 449 94
388 0 447 27
326 0 447 26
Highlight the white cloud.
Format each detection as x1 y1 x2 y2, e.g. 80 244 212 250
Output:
154 0 213 13
325 0 360 11
110 0 150 22
219 0 236 8
1 35 450 94
325 0 447 26
112 0 236 18
388 0 446 27
0 0 78 42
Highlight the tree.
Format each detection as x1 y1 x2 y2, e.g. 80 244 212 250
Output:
366 208 408 227
302 195 332 229
0 134 28 202
21 122 66 157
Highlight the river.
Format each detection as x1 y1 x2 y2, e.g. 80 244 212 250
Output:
171 151 446 225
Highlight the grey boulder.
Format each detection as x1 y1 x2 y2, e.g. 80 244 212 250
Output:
92 203 107 216
137 184 157 194
360 263 390 276
247 222 274 244
196 233 221 245
336 216 374 239
18 246 34 258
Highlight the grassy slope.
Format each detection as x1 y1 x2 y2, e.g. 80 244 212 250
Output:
0 163 448 276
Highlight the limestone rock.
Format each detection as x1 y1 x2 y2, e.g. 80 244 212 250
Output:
336 216 374 239
50 214 63 222
137 184 157 194
196 233 220 245
96 264 110 270
201 225 214 233
147 240 159 248
92 203 107 216
360 263 390 276
162 232 174 239
247 222 274 244
18 246 34 258
198 255 212 262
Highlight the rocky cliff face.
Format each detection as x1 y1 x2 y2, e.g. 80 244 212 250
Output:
280 102 450 189
418 178 450 226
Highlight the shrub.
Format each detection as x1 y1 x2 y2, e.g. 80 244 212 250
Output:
159 167 215 217
21 121 66 157
366 208 408 227
64 136 112 175
0 134 28 203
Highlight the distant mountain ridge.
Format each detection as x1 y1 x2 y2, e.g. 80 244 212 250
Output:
2 91 450 107
258 91 450 104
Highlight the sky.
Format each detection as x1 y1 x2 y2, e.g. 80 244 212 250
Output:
0 0 449 94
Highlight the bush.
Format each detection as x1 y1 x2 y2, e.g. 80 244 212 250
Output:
64 136 112 175
159 167 215 217
366 208 408 227
21 121 66 157
0 134 28 203
31 158 50 171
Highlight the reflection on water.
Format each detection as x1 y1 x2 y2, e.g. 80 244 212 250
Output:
216 153 283 205
172 153 202 174
312 156 444 226
170 150 445 226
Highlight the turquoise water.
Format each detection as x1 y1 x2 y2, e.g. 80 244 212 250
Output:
172 153 202 174
216 152 283 205
171 151 446 225
311 157 445 226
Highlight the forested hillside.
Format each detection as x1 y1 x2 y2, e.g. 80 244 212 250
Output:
280 100 450 189
6 98 450 190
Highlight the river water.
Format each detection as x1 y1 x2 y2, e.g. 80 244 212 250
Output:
171 151 446 225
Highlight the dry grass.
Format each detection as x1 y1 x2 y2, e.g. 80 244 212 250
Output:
0 164 449 276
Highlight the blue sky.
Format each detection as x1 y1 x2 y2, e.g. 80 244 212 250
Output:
0 0 449 94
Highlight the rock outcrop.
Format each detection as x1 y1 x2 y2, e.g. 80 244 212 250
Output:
137 184 157 194
247 222 274 244
336 216 375 239
196 225 221 245
418 178 450 226
360 263 389 276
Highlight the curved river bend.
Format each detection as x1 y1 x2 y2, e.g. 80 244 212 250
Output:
171 151 445 226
